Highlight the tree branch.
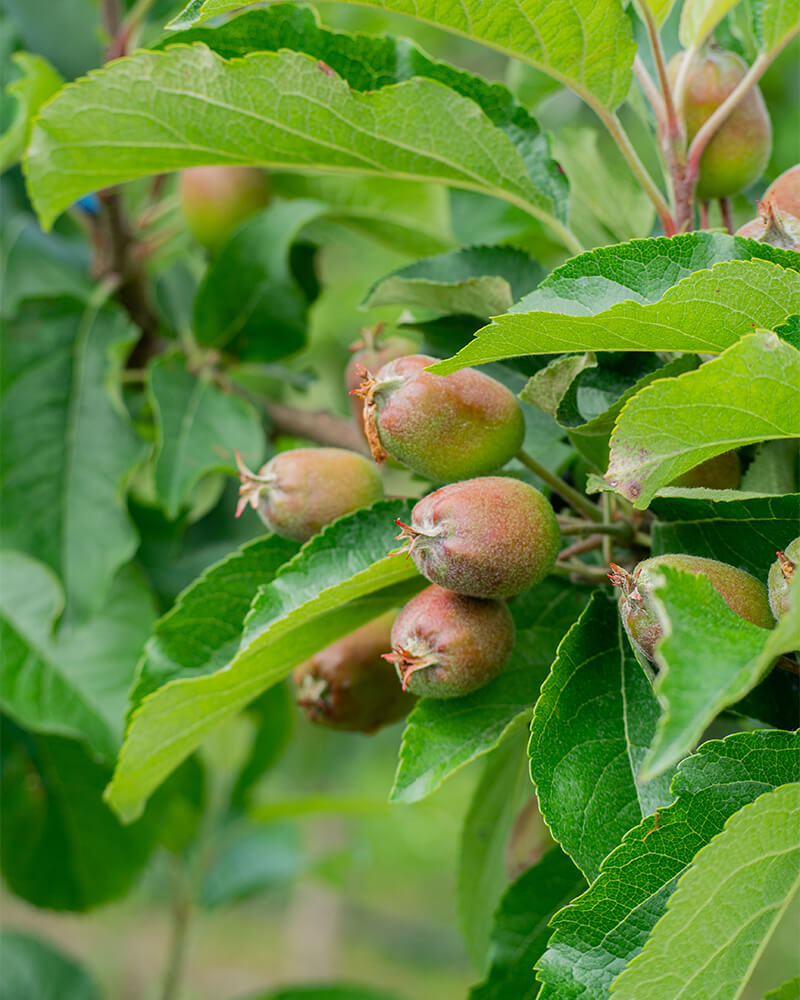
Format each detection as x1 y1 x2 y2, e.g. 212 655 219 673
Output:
265 401 370 455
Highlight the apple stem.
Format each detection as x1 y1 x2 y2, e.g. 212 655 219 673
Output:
719 197 734 234
516 449 604 522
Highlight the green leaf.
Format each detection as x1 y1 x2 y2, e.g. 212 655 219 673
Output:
611 783 800 1000
520 353 598 420
458 731 530 971
200 823 304 907
391 578 589 803
741 440 800 495
1 296 147 619
430 251 800 372
107 501 424 822
469 848 586 1000
0 728 161 910
133 534 300 703
0 552 155 762
24 45 576 251
364 246 544 318
640 568 800 780
194 199 328 360
765 977 800 1000
679 0 744 47
148 353 265 520
1 0 102 80
650 494 800 578
535 729 800 1000
641 0 681 26
751 0 800 51
604 331 800 507
167 0 636 113
0 53 63 171
0 930 100 1000
550 128 655 245
529 592 675 881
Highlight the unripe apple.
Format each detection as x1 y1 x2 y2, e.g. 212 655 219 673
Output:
611 553 774 661
764 164 800 219
768 537 799 620
345 326 418 430
179 166 271 250
383 585 514 698
735 198 800 251
395 476 559 598
670 451 741 489
669 47 771 200
355 355 525 482
293 611 415 732
236 448 383 542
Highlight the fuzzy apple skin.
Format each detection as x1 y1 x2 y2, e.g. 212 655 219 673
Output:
768 537 799 620
670 451 741 489
614 554 774 661
179 166 271 250
397 477 559 598
764 164 800 218
385 585 514 698
345 331 418 429
735 198 800 251
669 48 771 200
359 355 525 482
237 448 383 542
293 611 414 732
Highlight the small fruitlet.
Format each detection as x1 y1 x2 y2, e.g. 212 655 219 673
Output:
345 325 418 429
179 166 271 250
735 198 800 251
768 537 799 620
669 46 771 200
355 355 525 482
611 553 774 661
236 448 383 542
293 612 415 732
395 476 559 598
670 450 741 489
383 585 514 698
764 164 800 219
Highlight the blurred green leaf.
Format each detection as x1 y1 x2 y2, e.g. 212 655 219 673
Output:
238 986 401 1000
751 0 800 51
364 246 543 318
0 552 155 761
108 501 424 822
392 579 589 803
469 848 585 1000
25 45 574 250
0 52 62 171
200 823 304 908
0 729 161 910
529 592 674 881
148 352 265 519
231 682 295 809
0 296 146 619
604 332 800 507
765 976 800 1000
641 569 800 780
536 730 800 1000
0 0 101 79
166 0 636 113
0 930 100 1000
459 731 529 971
431 248 800 372
679 0 744 46
193 200 327 361
612 783 800 1000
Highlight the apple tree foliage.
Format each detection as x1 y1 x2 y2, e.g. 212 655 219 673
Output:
1 0 798 996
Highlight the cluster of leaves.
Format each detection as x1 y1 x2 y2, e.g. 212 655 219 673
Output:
1 0 799 997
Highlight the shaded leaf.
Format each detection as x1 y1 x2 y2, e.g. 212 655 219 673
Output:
535 730 800 1000
0 930 100 1000
0 53 63 171
765 977 800 1000
1 296 146 619
469 848 586 1000
200 823 304 908
604 332 800 507
611 783 800 1000
148 352 265 519
529 592 674 881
